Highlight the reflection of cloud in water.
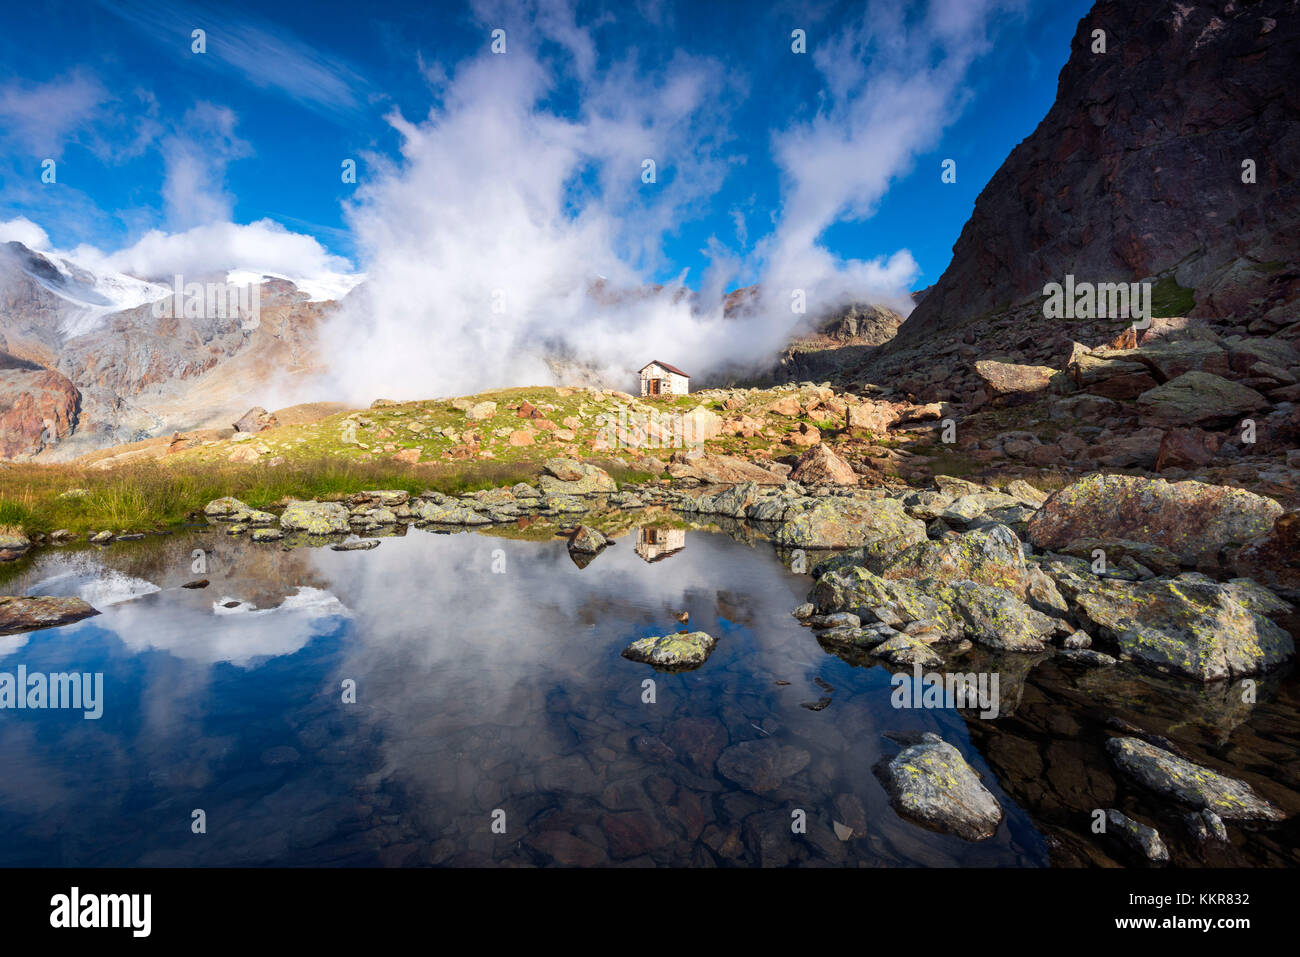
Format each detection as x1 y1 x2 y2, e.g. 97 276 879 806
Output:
101 586 350 667
305 529 818 820
1 563 164 660
0 635 30 658
31 566 162 607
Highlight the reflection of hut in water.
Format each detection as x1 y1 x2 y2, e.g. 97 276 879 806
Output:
635 526 686 563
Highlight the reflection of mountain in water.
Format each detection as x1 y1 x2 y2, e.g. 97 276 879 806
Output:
635 526 685 563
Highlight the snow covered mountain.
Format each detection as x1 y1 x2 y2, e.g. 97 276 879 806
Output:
0 238 361 460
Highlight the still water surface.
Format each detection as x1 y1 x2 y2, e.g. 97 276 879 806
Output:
0 521 1294 866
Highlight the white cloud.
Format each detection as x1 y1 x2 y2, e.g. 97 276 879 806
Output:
0 216 51 250
758 0 1017 310
299 0 1006 402
69 219 354 285
0 70 108 158
160 103 253 230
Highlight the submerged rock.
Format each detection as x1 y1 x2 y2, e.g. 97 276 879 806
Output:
331 538 380 551
1104 809 1169 863
621 631 717 670
0 595 99 635
881 733 1003 840
716 740 811 793
1106 737 1283 822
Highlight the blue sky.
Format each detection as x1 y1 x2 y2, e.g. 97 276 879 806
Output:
0 0 1091 296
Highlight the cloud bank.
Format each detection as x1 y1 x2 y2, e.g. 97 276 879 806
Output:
303 0 1012 403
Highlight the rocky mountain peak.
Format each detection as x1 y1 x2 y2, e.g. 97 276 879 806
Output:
894 0 1299 351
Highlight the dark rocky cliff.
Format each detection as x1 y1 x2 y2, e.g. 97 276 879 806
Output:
894 0 1299 350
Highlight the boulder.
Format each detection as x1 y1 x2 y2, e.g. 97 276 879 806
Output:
278 500 351 534
539 458 617 495
688 482 760 518
666 454 787 485
874 524 1029 596
232 406 279 433
621 631 717 671
809 565 1055 652
789 422 822 446
568 525 609 554
680 406 724 445
465 401 498 421
881 734 1003 841
870 633 943 666
0 595 99 635
974 359 1059 397
789 444 857 485
203 497 277 525
1103 809 1169 863
1026 474 1282 567
0 526 32 562
846 401 898 433
410 499 491 525
1153 427 1223 471
1106 737 1282 822
773 497 927 552
1233 512 1300 600
1070 578 1293 681
1136 371 1269 426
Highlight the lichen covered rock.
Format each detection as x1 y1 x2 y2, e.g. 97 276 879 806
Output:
279 500 351 534
1070 577 1293 681
882 734 1003 840
774 496 926 552
0 595 99 635
1106 737 1282 822
1026 473 1282 567
621 631 717 670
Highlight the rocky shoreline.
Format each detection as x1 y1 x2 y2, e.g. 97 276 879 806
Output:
5 455 1297 686
3 451 1295 861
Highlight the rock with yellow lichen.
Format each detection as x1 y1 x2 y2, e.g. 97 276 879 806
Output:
1027 473 1282 569
621 631 717 670
882 733 1004 840
1070 577 1293 681
1106 737 1283 822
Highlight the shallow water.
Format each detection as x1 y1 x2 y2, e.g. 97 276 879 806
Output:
0 521 1295 867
